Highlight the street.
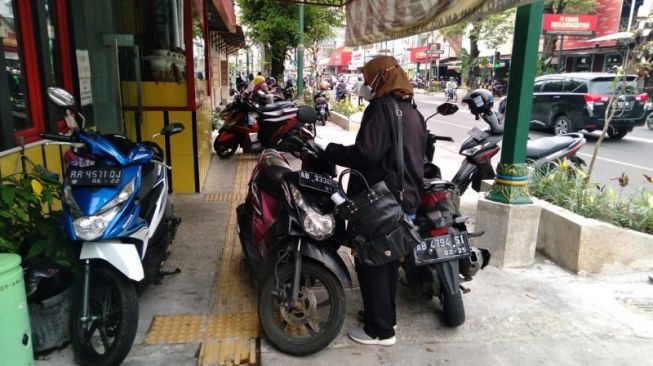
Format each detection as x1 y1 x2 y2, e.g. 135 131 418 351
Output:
413 93 653 197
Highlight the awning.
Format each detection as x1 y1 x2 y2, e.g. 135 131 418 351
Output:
209 0 237 33
345 0 536 46
209 26 245 55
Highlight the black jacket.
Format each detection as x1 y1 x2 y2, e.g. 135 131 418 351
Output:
325 95 427 214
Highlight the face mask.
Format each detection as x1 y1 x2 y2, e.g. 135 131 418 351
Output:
359 85 375 101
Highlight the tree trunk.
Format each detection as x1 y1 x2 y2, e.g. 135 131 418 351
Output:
469 23 481 89
541 34 558 65
271 55 285 81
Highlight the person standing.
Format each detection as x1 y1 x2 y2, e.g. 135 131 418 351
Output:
324 56 427 346
353 76 364 107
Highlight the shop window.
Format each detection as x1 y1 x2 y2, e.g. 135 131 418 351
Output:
604 55 623 72
115 0 187 83
0 1 32 135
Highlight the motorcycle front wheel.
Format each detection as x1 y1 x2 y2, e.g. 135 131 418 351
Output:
214 137 238 159
441 290 465 327
259 261 345 356
70 266 138 366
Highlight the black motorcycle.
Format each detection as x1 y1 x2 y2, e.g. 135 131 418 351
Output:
403 103 491 327
236 109 350 356
313 90 330 126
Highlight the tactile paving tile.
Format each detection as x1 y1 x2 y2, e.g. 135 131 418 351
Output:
206 313 258 338
198 337 257 366
204 193 233 202
144 315 206 344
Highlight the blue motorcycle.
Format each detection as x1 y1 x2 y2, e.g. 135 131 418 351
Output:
42 87 184 366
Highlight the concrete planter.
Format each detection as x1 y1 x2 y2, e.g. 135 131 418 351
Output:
328 111 360 132
535 198 653 273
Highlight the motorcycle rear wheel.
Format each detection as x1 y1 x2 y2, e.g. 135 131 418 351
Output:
441 290 465 327
70 266 138 366
647 113 653 130
214 138 238 159
259 261 345 356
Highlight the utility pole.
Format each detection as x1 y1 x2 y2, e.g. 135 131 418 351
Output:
297 4 305 100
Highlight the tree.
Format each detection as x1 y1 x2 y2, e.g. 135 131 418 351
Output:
304 7 344 87
540 0 597 66
442 9 515 88
237 1 343 80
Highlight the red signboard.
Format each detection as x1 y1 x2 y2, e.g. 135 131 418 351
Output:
329 47 352 66
410 43 441 63
543 14 598 36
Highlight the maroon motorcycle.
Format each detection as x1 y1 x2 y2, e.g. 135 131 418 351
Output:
236 107 350 356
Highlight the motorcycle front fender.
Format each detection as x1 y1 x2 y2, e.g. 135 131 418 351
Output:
300 241 353 288
217 130 237 142
80 242 144 281
433 260 460 297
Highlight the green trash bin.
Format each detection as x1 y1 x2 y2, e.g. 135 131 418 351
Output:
0 254 34 366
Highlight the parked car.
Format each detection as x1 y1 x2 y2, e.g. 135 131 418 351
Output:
530 73 648 140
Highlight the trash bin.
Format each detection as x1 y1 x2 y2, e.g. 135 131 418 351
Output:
0 254 34 366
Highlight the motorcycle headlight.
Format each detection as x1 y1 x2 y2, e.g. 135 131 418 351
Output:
73 206 120 241
289 184 335 241
103 178 135 211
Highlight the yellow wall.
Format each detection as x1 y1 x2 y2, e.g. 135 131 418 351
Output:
121 81 188 108
122 83 214 193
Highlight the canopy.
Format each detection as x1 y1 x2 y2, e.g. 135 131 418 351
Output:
345 0 535 46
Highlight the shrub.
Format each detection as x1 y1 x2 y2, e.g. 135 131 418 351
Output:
332 98 363 117
0 171 74 266
530 162 653 235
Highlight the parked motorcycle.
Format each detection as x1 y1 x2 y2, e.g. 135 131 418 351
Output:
213 97 301 159
41 87 183 366
438 91 587 195
403 104 491 327
445 88 457 103
237 108 350 356
313 90 330 126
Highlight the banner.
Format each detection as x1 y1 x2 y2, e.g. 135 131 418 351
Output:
542 14 597 36
345 0 535 46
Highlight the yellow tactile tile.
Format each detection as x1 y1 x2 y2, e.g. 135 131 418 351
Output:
206 313 258 338
204 193 234 202
198 337 257 366
144 315 206 344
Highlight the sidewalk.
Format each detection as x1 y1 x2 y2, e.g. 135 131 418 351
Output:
37 122 653 366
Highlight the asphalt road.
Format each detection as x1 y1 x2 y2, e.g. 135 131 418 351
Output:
413 93 653 197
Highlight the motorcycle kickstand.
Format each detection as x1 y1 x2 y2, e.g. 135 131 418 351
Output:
154 251 181 284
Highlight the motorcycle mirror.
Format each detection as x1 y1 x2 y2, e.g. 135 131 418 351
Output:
437 103 458 116
155 122 185 138
47 87 76 108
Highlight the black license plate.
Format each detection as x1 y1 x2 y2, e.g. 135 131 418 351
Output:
298 171 338 194
413 233 470 265
67 166 123 186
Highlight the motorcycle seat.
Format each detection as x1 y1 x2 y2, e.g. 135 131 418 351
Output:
261 107 299 118
260 101 295 112
260 114 295 123
526 135 576 159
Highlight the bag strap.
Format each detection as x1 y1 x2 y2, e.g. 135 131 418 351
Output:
389 98 404 202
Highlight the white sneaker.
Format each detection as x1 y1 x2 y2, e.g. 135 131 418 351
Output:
348 325 396 346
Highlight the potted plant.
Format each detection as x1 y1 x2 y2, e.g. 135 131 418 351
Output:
0 169 76 352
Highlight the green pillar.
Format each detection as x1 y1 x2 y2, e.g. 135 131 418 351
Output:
296 4 305 100
487 1 544 204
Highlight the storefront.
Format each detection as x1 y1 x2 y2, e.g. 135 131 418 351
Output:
328 47 352 75
0 0 243 193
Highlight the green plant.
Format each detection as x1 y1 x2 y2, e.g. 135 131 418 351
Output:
0 171 74 266
303 88 315 108
530 162 653 235
211 109 223 131
332 98 362 117
426 84 442 94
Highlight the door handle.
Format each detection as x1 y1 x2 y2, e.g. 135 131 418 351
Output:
552 95 561 99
